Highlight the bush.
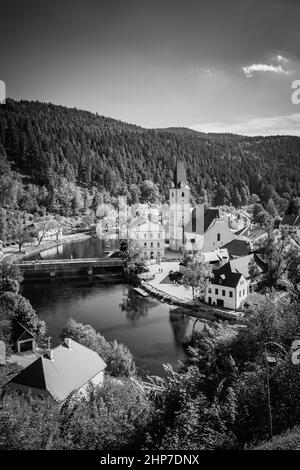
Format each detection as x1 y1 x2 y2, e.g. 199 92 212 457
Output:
61 319 136 378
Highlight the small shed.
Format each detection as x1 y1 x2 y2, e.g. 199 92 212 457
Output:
12 322 36 353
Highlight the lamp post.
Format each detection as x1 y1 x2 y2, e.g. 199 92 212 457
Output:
264 341 288 441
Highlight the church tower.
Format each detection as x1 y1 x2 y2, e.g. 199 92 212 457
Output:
169 161 191 251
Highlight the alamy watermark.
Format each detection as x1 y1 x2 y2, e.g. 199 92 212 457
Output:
291 80 300 105
0 80 6 104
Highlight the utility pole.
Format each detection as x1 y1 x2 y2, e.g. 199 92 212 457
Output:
265 348 273 440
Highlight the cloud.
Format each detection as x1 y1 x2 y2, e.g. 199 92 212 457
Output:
190 113 300 136
204 69 216 77
242 63 290 78
276 54 289 64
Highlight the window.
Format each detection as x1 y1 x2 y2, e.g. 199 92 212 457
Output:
182 192 185 197
208 288 212 293
217 233 221 242
222 290 225 296
239 291 241 297
136 233 139 239
144 242 147 247
157 242 160 247
144 234 147 238
151 242 153 248
150 233 153 238
243 289 245 296
229 291 233 298
215 288 218 295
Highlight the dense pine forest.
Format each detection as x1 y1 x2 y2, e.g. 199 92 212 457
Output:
0 98 300 216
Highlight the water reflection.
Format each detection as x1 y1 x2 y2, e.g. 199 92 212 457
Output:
22 238 211 377
28 237 119 260
119 287 149 323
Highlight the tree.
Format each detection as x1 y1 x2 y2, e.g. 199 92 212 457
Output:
140 180 160 204
252 204 272 228
252 231 298 295
0 292 46 341
0 262 22 295
122 246 147 274
232 188 242 209
266 198 277 218
10 212 36 252
61 319 136 378
181 256 212 302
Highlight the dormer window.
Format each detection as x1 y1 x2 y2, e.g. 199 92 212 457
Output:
217 233 221 242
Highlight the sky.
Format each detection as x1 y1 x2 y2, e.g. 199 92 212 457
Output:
1 0 300 135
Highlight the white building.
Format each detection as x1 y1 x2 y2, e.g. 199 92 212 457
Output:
128 217 165 259
184 205 235 253
280 214 300 239
204 254 263 309
205 265 248 310
5 338 107 403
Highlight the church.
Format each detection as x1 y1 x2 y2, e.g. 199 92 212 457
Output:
169 161 235 253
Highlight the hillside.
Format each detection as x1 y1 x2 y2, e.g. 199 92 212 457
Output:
0 99 300 216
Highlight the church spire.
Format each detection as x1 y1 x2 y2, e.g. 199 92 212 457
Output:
174 161 187 188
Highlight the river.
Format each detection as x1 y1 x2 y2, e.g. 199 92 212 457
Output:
22 237 206 377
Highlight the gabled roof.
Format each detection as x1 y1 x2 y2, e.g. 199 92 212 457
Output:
8 339 107 403
12 321 36 344
221 239 251 258
211 265 243 288
281 214 300 227
185 206 223 235
129 217 164 232
202 248 229 263
204 208 221 232
210 254 260 288
128 216 147 230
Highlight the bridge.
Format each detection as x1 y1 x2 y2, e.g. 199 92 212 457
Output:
16 257 124 279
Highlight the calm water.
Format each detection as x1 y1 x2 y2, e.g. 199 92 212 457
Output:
22 238 206 377
27 237 119 260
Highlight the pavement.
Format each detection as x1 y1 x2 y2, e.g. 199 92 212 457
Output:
145 261 194 303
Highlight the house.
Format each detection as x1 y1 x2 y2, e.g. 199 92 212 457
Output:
205 263 248 310
204 254 263 309
128 216 165 259
5 338 107 403
12 322 36 353
184 204 235 253
239 226 267 248
280 214 300 238
179 248 229 272
221 239 251 259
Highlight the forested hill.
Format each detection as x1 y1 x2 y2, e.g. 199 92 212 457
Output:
0 98 300 215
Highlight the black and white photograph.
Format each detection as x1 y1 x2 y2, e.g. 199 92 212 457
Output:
1 0 300 458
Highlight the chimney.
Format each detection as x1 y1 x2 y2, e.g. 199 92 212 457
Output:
64 338 72 349
45 349 54 360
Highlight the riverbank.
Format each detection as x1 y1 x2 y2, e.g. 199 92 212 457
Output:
1 233 92 263
137 261 244 323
